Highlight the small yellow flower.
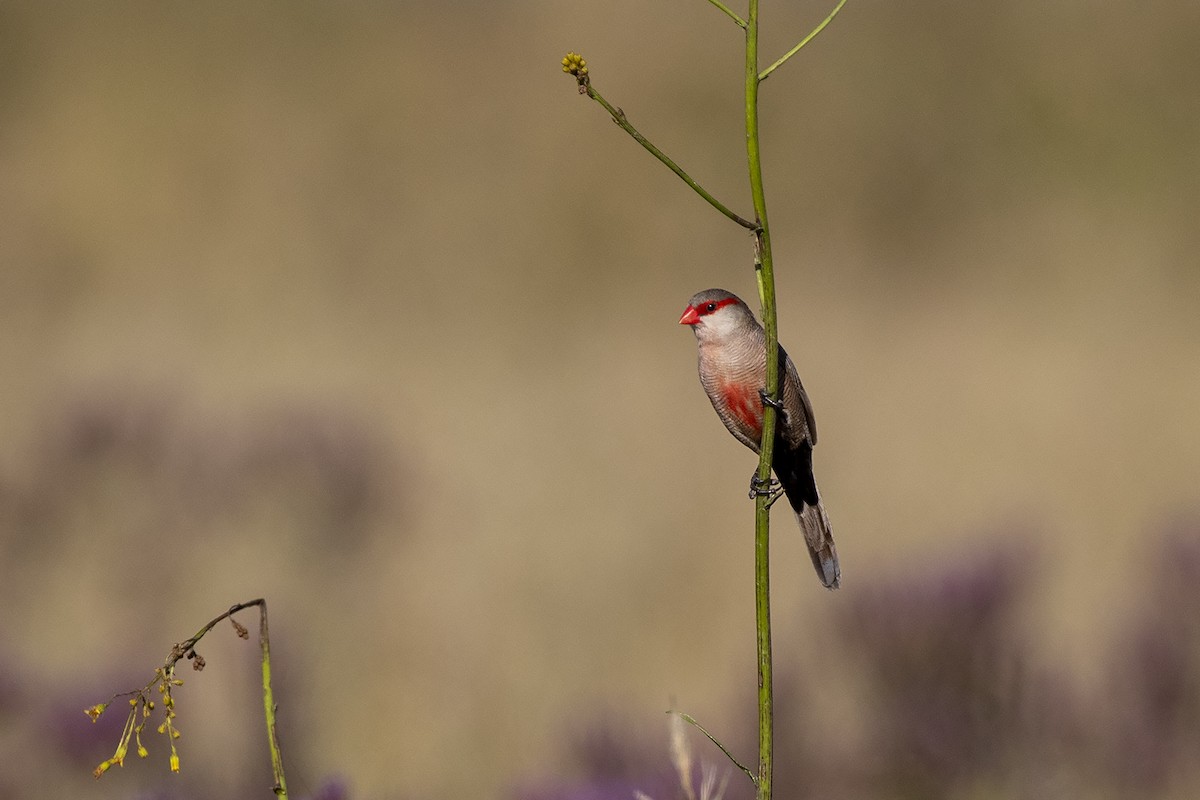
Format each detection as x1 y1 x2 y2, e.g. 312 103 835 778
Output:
85 703 108 722
137 745 149 758
561 52 588 78
169 753 180 773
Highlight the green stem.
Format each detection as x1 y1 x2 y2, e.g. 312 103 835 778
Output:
674 711 758 787
758 0 849 82
704 0 747 28
581 82 758 230
258 601 288 798
744 3 776 800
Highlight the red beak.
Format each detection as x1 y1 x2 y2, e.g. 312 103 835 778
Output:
678 305 701 325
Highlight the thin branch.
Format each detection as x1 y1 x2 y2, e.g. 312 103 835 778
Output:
704 0 747 28
758 0 849 82
570 74 758 230
174 599 262 663
673 712 758 787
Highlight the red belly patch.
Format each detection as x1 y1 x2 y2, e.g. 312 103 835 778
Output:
720 381 762 435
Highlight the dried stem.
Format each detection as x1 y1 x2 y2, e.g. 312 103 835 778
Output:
673 711 757 787
87 598 288 798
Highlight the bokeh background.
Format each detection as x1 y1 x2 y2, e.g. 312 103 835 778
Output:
2 1 1199 798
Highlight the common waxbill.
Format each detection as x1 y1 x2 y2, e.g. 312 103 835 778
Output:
679 288 840 589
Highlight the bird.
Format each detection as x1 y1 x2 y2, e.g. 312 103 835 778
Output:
679 288 840 589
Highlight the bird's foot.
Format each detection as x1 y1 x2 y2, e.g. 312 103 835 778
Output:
748 474 780 500
758 389 784 411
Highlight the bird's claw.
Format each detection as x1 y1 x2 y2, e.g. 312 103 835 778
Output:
749 476 786 507
758 389 784 411
749 475 780 499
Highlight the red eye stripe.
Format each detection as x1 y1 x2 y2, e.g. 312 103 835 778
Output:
698 296 740 316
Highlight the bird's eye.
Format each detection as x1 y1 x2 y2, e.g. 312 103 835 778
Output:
705 302 717 312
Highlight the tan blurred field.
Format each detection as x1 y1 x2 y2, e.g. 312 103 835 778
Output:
1 1 1198 798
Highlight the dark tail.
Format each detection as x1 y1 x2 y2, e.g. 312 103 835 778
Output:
777 444 841 589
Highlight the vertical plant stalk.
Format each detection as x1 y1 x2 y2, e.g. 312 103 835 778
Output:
744 3 778 799
258 600 288 798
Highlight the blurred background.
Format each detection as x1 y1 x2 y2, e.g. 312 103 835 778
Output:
1 1 1198 798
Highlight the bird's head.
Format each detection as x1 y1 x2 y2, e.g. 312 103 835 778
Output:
679 289 754 340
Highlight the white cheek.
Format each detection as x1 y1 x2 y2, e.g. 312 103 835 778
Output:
704 311 741 338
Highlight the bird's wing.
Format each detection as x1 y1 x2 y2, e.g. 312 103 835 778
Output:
778 344 818 446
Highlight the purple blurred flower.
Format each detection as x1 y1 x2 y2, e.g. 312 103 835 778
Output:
301 775 351 800
1103 522 1200 791
839 544 1073 797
